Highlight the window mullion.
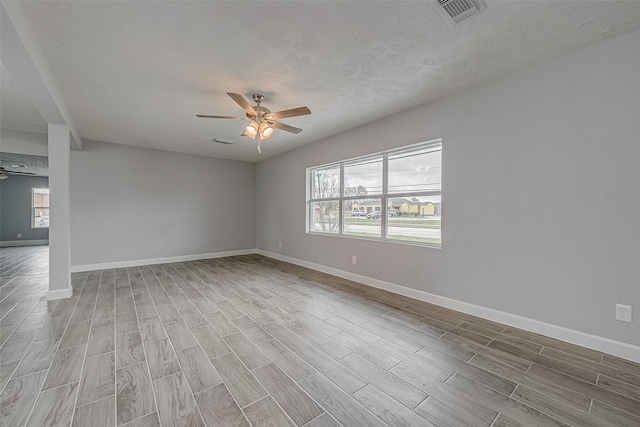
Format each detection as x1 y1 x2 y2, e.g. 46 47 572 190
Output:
339 162 345 235
382 152 388 240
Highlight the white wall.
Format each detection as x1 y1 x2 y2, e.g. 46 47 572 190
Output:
71 140 255 267
0 128 48 156
256 30 640 347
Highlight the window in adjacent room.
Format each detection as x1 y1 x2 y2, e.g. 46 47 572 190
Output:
307 139 441 248
32 188 50 228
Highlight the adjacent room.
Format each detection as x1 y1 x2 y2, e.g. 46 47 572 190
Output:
1 1 639 426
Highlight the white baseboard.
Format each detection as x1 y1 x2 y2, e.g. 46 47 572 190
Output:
0 239 48 247
70 249 257 273
47 286 73 300
257 250 640 363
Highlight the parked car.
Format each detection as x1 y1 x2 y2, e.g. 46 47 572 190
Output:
366 211 381 219
352 210 365 217
388 209 399 217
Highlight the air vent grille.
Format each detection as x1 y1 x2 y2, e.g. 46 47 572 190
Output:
213 139 234 145
438 0 480 23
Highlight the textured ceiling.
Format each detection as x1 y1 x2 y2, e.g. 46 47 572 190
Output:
0 63 48 135
9 1 640 162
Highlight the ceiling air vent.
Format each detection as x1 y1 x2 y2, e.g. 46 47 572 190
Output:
438 0 481 23
212 138 234 145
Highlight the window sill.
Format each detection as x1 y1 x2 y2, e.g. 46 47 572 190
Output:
307 231 441 249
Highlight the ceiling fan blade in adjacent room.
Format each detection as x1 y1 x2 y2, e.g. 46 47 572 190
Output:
196 115 247 119
7 171 37 176
268 106 311 120
227 92 257 116
270 121 303 134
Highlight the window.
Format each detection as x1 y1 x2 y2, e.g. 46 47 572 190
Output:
307 139 442 247
32 188 50 228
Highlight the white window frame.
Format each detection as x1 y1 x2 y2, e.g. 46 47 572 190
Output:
32 187 50 229
306 139 442 248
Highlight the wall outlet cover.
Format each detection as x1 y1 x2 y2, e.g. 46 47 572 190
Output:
615 304 632 323
352 256 357 265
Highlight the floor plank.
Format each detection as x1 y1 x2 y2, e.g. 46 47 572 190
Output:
299 373 387 427
296 345 367 394
194 383 250 427
77 352 115 407
243 396 296 427
252 363 324 425
117 331 145 369
145 338 181 380
42 344 86 390
116 362 156 425
72 396 116 427
13 337 60 377
191 325 231 359
153 372 204 427
353 384 436 427
164 320 198 350
175 345 222 393
257 338 316 382
211 352 268 408
204 311 240 336
340 352 426 409
224 332 272 369
26 381 79 427
87 325 115 358
0 370 47 427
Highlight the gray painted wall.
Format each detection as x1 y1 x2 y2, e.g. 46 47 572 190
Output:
0 174 49 242
70 140 255 266
255 31 640 346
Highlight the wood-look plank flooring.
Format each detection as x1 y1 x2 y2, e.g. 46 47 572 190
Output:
1 245 639 426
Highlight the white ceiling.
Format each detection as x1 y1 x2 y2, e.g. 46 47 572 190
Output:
0 63 48 135
5 1 640 162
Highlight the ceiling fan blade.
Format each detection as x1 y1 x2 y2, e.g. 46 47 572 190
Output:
7 171 37 176
227 92 257 116
269 121 303 134
268 106 311 120
196 115 247 120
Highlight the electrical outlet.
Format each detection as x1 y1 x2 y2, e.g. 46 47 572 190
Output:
352 256 357 265
615 304 632 323
17 233 22 239
278 242 282 248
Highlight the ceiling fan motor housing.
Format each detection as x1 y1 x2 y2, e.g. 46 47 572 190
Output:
247 105 272 121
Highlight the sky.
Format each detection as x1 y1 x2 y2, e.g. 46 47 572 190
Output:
343 147 441 194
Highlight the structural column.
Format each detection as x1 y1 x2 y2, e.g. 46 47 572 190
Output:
47 123 72 299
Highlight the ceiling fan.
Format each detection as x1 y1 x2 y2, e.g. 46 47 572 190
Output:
197 93 311 153
0 167 37 180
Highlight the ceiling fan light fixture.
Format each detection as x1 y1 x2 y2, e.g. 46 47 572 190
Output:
244 121 258 139
259 123 273 140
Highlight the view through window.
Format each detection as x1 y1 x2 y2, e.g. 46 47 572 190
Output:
308 140 441 247
32 188 50 228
